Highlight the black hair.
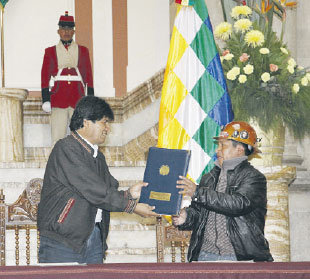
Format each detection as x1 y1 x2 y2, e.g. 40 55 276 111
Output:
69 96 114 131
231 139 254 156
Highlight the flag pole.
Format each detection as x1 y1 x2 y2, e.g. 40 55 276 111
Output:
0 8 4 88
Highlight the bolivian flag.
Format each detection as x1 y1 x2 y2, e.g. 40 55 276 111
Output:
158 0 234 183
0 0 9 10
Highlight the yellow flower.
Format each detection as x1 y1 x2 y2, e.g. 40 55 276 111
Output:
306 73 310 81
231 66 241 76
287 65 295 74
244 30 265 48
288 58 297 67
301 76 309 86
234 19 252 33
292 83 300 94
227 71 237 81
231 5 252 19
238 75 247 84
243 64 254 75
261 72 271 83
280 47 289 54
298 66 304 70
214 22 232 40
259 48 270 54
223 53 234 61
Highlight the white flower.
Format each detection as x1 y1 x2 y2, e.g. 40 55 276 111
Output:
238 75 247 84
243 64 254 75
214 22 232 40
244 30 265 48
259 48 270 54
231 66 241 76
231 5 252 19
288 58 297 67
227 71 237 81
223 53 234 61
306 73 310 81
287 65 295 74
301 76 309 86
293 83 300 94
280 47 289 54
261 72 271 83
234 19 252 33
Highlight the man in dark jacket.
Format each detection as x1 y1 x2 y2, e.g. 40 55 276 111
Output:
38 96 158 264
173 121 273 262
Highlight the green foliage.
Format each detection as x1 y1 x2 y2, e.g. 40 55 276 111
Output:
216 5 310 139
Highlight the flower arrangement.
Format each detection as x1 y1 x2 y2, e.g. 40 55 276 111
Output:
215 2 310 138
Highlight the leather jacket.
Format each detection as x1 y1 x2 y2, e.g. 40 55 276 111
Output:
178 160 273 262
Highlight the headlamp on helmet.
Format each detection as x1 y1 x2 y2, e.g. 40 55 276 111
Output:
214 121 261 154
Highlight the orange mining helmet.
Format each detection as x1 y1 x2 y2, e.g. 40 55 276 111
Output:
214 121 261 154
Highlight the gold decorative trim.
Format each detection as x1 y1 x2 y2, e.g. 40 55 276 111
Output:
149 191 171 201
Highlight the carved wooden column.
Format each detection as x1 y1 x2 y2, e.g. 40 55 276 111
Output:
0 88 28 162
156 216 164 263
0 190 5 266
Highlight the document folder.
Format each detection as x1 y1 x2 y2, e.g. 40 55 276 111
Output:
140 147 191 215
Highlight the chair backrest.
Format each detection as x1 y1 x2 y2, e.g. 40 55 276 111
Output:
0 178 42 266
156 216 191 263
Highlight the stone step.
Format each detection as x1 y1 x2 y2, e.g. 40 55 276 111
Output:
23 146 149 167
106 213 157 263
0 163 145 204
296 170 310 179
105 213 185 263
24 147 50 163
290 170 310 189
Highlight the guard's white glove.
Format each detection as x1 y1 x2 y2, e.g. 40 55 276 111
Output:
42 101 51 113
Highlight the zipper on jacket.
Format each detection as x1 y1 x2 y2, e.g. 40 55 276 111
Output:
189 172 217 260
214 213 221 254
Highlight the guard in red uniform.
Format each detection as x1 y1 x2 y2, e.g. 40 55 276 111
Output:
41 11 94 145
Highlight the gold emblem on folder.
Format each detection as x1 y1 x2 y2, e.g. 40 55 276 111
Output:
149 191 171 201
159 165 170 176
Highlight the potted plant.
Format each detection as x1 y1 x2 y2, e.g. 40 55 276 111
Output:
214 1 310 139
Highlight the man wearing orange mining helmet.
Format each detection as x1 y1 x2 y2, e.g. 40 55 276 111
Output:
173 121 273 262
41 11 94 146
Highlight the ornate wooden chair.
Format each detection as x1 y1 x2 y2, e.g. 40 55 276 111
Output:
156 216 191 263
0 178 42 265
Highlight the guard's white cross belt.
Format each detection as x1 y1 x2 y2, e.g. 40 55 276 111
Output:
49 67 85 89
54 76 82 81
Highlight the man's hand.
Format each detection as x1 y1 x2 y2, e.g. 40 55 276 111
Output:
133 203 159 217
172 209 187 226
176 176 197 197
129 182 148 200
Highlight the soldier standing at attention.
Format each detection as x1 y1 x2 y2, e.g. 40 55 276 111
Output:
41 11 94 145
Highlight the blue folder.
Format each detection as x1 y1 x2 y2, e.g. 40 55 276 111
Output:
140 147 191 215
